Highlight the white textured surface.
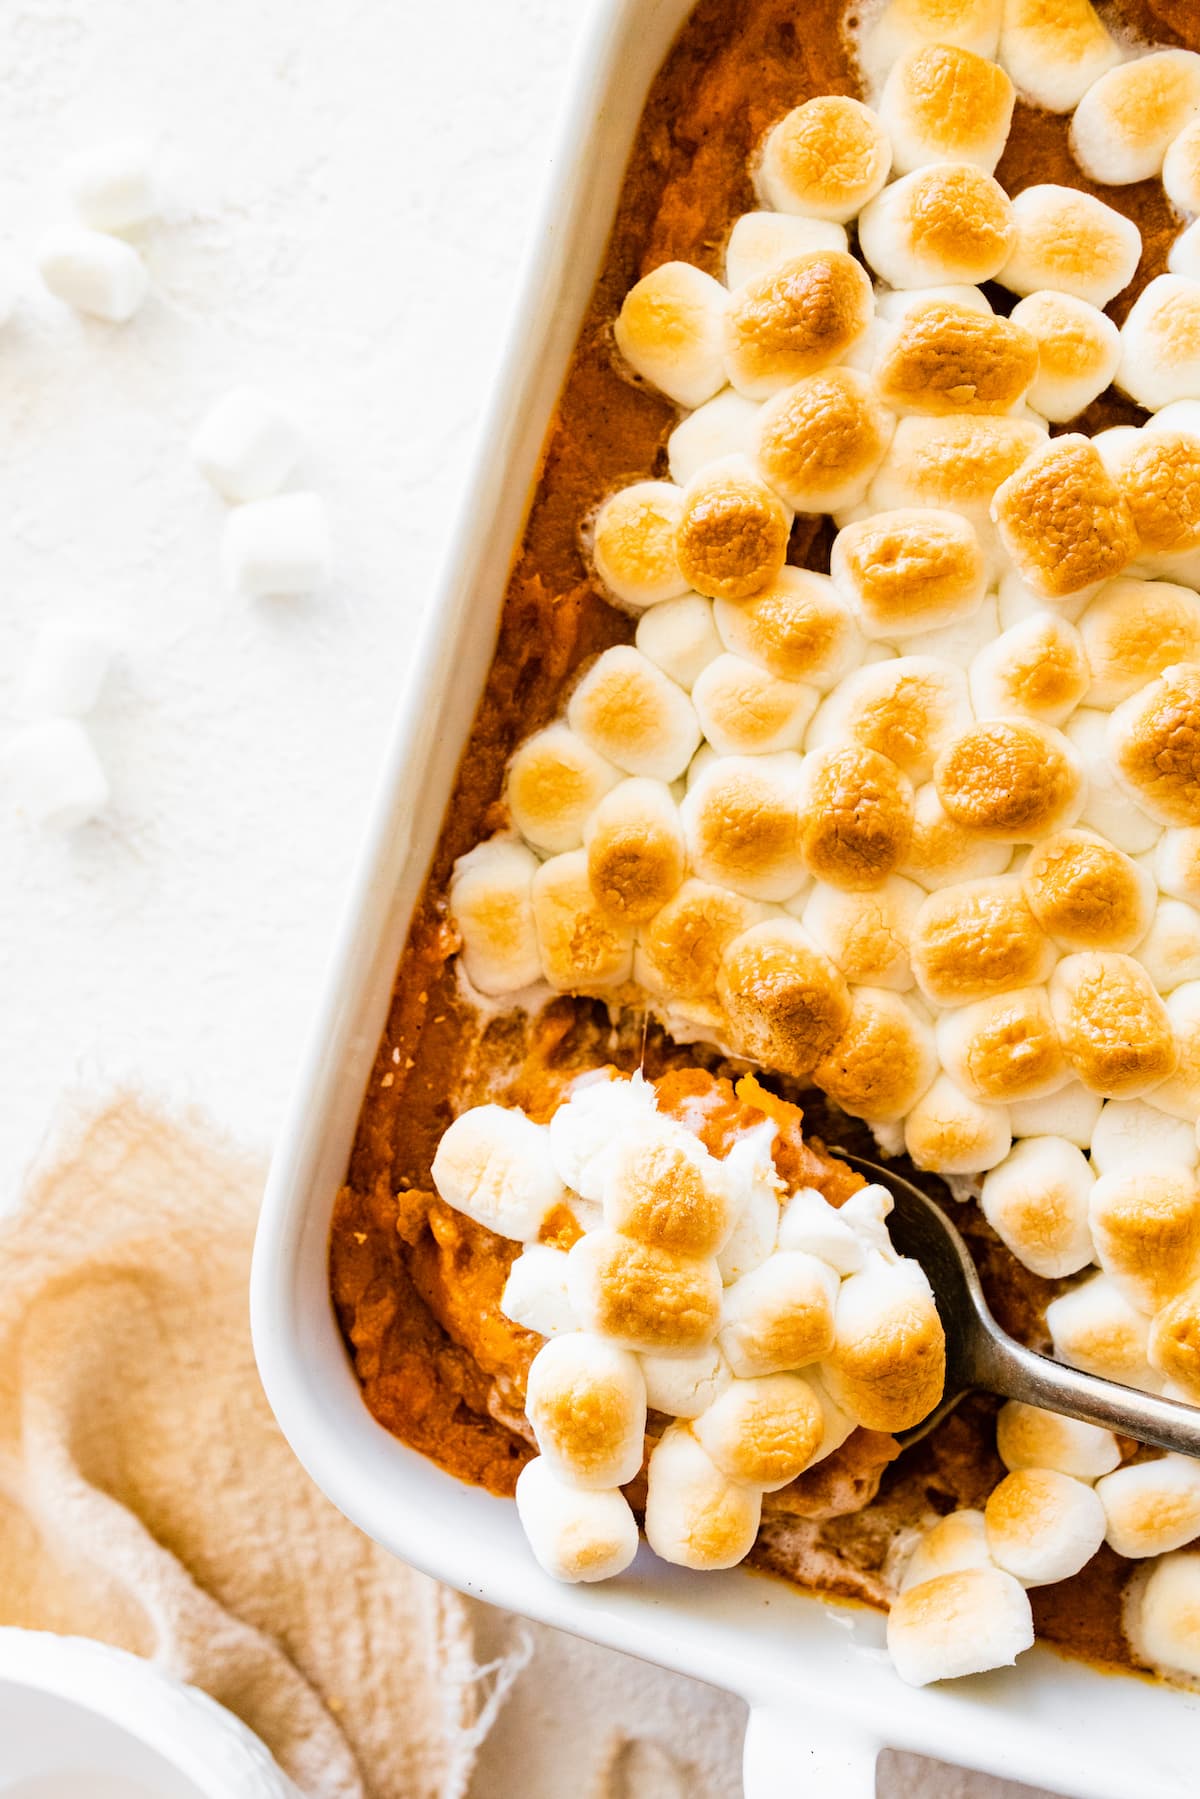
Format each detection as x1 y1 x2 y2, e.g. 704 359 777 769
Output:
0 1 1061 1792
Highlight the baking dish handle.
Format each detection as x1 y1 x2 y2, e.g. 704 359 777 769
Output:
742 1706 879 1796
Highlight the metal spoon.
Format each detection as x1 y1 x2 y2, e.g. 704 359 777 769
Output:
836 1152 1200 1457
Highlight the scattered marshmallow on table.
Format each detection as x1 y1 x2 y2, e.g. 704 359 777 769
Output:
37 226 148 322
2 718 110 830
20 620 112 718
221 492 330 598
65 139 157 232
192 388 302 504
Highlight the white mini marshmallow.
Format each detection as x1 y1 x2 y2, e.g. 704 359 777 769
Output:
635 594 722 693
449 838 542 995
192 388 301 504
887 1566 1034 1687
1008 1080 1103 1149
515 1457 638 1583
1169 219 1200 282
715 1123 783 1284
1129 1550 1200 1679
614 261 728 410
501 1245 575 1339
2 718 109 830
979 1137 1096 1279
1091 1099 1198 1179
984 1468 1106 1586
720 1251 839 1378
1072 51 1200 186
997 0 1120 113
1097 1454 1200 1559
724 211 848 289
998 187 1141 310
640 1343 732 1420
667 390 762 488
1138 900 1200 993
899 1509 993 1594
777 1187 866 1275
547 1073 659 1201
1064 709 1163 856
1009 292 1121 424
996 1402 1121 1482
525 1332 647 1490
65 138 157 231
1165 118 1200 215
1118 276 1200 412
19 620 112 717
644 1425 763 1571
838 1182 900 1263
37 226 148 322
221 493 330 598
431 1104 565 1240
1046 1273 1158 1390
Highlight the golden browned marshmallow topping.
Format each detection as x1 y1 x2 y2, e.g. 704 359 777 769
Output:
934 719 1084 843
991 435 1138 601
831 508 986 640
1050 952 1179 1098
724 251 873 398
717 917 851 1078
1109 663 1200 826
675 458 792 601
713 567 859 686
796 743 915 889
879 44 1014 175
1022 829 1156 953
912 877 1055 1007
857 163 1014 289
874 302 1036 417
754 367 893 513
813 986 938 1122
1111 432 1200 558
756 96 892 222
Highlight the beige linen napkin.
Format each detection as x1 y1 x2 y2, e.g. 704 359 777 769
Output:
0 1095 525 1799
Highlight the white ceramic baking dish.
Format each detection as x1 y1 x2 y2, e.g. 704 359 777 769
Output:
251 2 1200 1790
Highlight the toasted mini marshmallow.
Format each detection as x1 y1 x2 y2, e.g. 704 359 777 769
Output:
717 917 852 1079
681 754 805 901
877 303 1036 422
719 1252 838 1379
1148 1282 1200 1402
1081 579 1200 712
449 838 542 995
431 1105 564 1241
691 654 817 757
979 1135 1095 1278
1150 980 1200 1120
636 882 767 1009
525 1332 647 1489
590 482 689 612
724 253 874 399
36 226 148 321
1064 708 1163 857
1009 292 1121 425
1098 1454 1200 1559
666 392 760 491
531 851 635 992
807 656 973 785
640 1343 732 1421
996 1402 1120 1482
887 1565 1034 1687
547 1073 659 1199
715 1123 784 1285
567 1228 722 1355
1129 1549 1200 1679
858 164 1013 291
868 415 1047 537
755 97 891 222
831 509 986 644
801 876 923 992
1073 51 1200 187
724 212 848 290
1050 951 1177 1099
506 723 621 855
568 646 700 784
992 435 1137 602
674 456 792 603
1138 899 1200 994
1157 831 1200 909
777 1188 865 1275
860 0 1002 93
937 986 1068 1107
796 746 915 892
614 261 728 410
502 1245 576 1339
934 719 1085 845
1009 1079 1103 1149
515 1457 638 1582
713 568 861 692
1089 1168 1200 1316
905 1073 1012 1174
602 1119 733 1258
644 1424 762 1570
879 43 1013 174
1112 436 1200 563
1109 664 1200 828
1047 1272 1158 1387
694 1372 825 1490
985 1468 1106 1587
899 1510 993 1594
1022 829 1155 955
903 784 1014 891
913 876 1055 1008
997 0 1119 111
969 616 1089 730
815 987 940 1123
635 594 722 693
997 186 1141 313
583 777 685 928
1118 276 1200 412
1092 1099 1198 1179
824 1252 945 1431
754 368 893 515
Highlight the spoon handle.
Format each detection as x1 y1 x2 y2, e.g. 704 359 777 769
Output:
977 1332 1200 1459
